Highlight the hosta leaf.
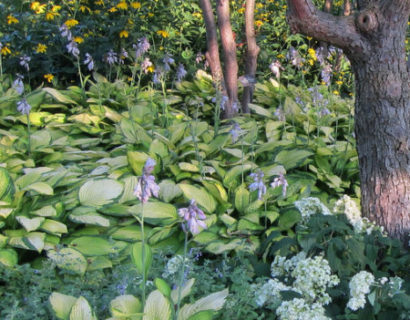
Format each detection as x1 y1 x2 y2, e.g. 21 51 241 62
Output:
171 278 195 304
159 180 183 202
177 289 229 320
30 130 51 150
40 219 68 235
24 232 46 252
87 256 112 271
32 205 58 217
278 209 301 230
79 179 123 207
69 296 97 320
129 202 178 226
0 249 18 267
179 162 200 172
119 176 139 203
154 278 172 297
110 295 142 318
143 290 172 320
274 149 314 170
186 311 214 320
48 248 87 275
127 151 149 176
248 103 273 118
178 184 217 213
25 182 54 195
205 239 243 254
69 207 111 227
43 87 77 104
69 236 117 256
49 292 77 320
234 185 250 213
131 242 152 278
16 216 45 232
223 164 254 188
0 167 15 202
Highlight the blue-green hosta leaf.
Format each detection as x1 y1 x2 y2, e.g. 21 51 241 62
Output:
0 249 18 267
110 295 142 318
274 149 314 170
178 184 217 213
69 296 97 320
129 202 178 226
32 205 58 217
40 219 68 235
79 179 123 207
47 248 87 275
143 290 172 320
171 278 195 304
177 289 229 320
159 180 182 202
25 182 54 195
16 216 45 232
49 292 77 320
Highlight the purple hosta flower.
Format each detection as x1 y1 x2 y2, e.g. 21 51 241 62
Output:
133 158 160 203
274 108 286 121
59 24 72 40
84 53 94 71
133 37 150 59
316 46 327 65
19 55 31 71
119 48 128 65
0 42 3 51
320 107 331 116
178 199 207 235
141 57 153 74
153 68 163 84
308 86 327 107
232 101 239 113
230 122 243 143
17 98 32 115
66 41 80 59
321 63 332 86
176 63 187 82
249 170 267 200
13 74 24 95
287 46 304 68
238 75 257 87
271 173 288 197
105 49 118 66
163 54 174 72
220 95 228 110
269 60 283 79
195 52 204 64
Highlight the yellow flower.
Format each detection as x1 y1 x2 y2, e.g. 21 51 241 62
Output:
79 6 91 13
192 12 202 18
336 80 343 85
1 45 11 55
148 12 154 17
44 74 54 83
45 11 59 20
308 48 317 61
308 59 314 66
255 20 263 27
52 5 61 12
65 18 79 28
74 36 84 43
35 43 47 53
147 65 154 73
333 90 340 95
307 36 313 41
108 7 118 12
116 1 128 10
277 54 285 59
31 2 47 14
256 3 264 8
157 30 169 38
159 46 164 50
119 30 129 38
237 8 245 14
131 2 141 9
94 0 104 5
7 14 19 25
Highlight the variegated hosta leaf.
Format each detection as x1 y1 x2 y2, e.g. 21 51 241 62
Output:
49 292 77 320
143 290 172 320
69 296 97 320
171 278 196 304
79 179 123 207
110 294 141 317
47 248 87 275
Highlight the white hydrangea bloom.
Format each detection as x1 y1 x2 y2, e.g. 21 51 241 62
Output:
276 298 331 320
271 252 307 278
254 279 291 308
162 255 190 279
294 197 331 222
347 271 375 311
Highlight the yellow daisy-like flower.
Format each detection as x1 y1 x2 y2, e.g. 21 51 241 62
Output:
306 36 313 41
148 12 154 17
308 59 314 66
95 0 104 5
7 14 19 25
119 30 129 38
237 8 245 14
333 90 340 95
65 18 79 28
44 74 54 83
277 54 285 59
255 20 263 27
108 7 118 12
74 36 84 43
157 30 169 38
31 2 47 14
36 43 47 53
45 11 59 20
131 2 141 9
79 6 91 13
52 5 62 12
256 3 264 8
192 12 202 18
147 65 154 73
308 48 317 61
336 80 343 85
1 45 11 55
116 1 128 10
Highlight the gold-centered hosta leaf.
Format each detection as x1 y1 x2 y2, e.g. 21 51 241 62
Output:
49 292 77 320
79 179 123 207
110 295 142 318
69 296 97 320
143 290 172 320
178 184 217 213
48 248 88 275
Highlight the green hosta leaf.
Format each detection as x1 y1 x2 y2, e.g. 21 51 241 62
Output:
0 248 18 267
30 130 51 150
223 164 254 189
110 295 142 318
178 184 217 213
43 87 77 104
69 237 118 256
32 205 58 217
205 239 243 254
234 185 250 213
119 176 139 203
148 226 177 245
179 162 200 172
24 232 46 252
69 207 111 227
16 216 45 232
0 167 15 202
131 242 152 278
87 256 112 271
48 248 87 275
143 290 172 320
127 151 150 176
177 289 229 320
110 225 151 241
159 180 183 202
201 180 228 204
248 103 273 118
154 278 172 297
274 149 314 170
79 179 123 207
193 231 219 245
278 209 301 230
129 202 178 226
40 219 68 235
69 296 97 320
186 311 214 320
171 278 195 304
49 292 77 320
25 182 54 195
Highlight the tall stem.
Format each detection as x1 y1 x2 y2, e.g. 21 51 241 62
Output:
141 203 146 307
26 113 31 156
176 230 189 319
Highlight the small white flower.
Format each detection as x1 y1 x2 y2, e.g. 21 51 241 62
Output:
294 197 331 222
347 271 374 311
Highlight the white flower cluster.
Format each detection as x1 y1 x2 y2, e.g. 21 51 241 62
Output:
346 271 375 311
333 195 382 234
254 279 290 309
294 197 331 222
162 255 190 279
276 298 330 320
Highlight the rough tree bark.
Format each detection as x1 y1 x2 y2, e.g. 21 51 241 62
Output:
287 0 410 243
216 0 239 118
199 0 225 89
241 0 260 114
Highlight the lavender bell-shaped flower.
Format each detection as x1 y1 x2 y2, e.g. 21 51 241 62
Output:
13 74 25 95
134 158 160 203
271 173 288 197
17 98 32 115
178 199 207 235
133 37 150 59
84 53 94 71
249 170 267 200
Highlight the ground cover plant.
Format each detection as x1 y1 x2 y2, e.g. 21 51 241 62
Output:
0 0 409 319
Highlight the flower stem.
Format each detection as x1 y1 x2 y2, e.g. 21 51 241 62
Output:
26 113 31 156
141 202 146 307
176 230 188 319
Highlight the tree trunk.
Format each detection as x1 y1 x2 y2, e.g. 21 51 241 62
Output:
287 0 410 244
242 0 260 114
216 0 239 118
199 0 224 90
